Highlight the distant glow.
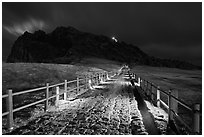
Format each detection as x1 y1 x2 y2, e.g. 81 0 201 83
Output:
3 18 46 36
112 37 118 42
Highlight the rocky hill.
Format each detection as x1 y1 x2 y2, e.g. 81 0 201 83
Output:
7 26 201 70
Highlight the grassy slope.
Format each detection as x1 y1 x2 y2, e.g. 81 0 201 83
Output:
2 58 122 94
3 60 201 105
131 65 202 106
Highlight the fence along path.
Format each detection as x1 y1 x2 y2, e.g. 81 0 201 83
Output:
125 72 201 135
2 68 201 135
2 71 115 131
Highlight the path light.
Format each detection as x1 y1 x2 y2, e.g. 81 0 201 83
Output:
112 37 118 42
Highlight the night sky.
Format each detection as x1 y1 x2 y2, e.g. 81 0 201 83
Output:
2 2 202 66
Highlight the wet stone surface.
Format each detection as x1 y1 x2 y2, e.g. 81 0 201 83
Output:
5 75 166 135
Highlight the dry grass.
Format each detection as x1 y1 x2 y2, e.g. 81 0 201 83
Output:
2 58 121 94
132 65 202 106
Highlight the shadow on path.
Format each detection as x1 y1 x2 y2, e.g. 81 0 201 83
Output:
130 80 160 135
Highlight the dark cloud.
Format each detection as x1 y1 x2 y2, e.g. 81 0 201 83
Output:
2 2 202 66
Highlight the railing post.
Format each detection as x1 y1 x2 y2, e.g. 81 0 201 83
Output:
156 86 160 108
92 75 94 86
88 77 93 89
55 86 59 106
141 78 143 90
144 79 147 91
45 83 49 111
102 73 104 82
97 73 98 84
100 73 103 83
146 81 149 95
143 79 145 91
87 75 89 89
138 77 141 87
94 74 97 85
96 73 98 85
64 80 67 100
193 103 200 134
168 90 172 122
77 77 79 93
145 80 147 93
99 73 101 83
94 74 96 85
105 72 107 81
85 75 88 89
149 82 152 100
96 74 98 84
90 75 92 85
150 83 154 101
6 89 13 130
171 90 178 118
98 74 99 84
147 81 152 99
142 79 144 90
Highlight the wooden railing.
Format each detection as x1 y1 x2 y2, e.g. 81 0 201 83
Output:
127 72 201 135
2 71 115 131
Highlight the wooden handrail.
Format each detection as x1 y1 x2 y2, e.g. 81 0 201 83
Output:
13 98 47 113
48 82 64 88
159 88 169 96
160 99 169 109
2 71 113 131
170 94 192 111
2 94 8 99
12 86 47 96
67 79 77 84
2 112 9 117
132 72 192 111
129 72 201 134
171 109 193 133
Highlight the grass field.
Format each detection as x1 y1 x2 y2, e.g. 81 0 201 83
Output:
2 58 122 94
131 65 202 106
2 60 201 108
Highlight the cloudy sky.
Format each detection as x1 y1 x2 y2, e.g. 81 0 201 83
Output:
2 2 202 66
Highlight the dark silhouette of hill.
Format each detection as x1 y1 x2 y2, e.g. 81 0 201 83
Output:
7 26 201 70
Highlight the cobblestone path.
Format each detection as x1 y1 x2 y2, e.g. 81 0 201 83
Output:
6 74 166 135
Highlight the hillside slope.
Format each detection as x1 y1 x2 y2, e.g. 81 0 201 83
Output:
2 58 121 93
7 26 200 70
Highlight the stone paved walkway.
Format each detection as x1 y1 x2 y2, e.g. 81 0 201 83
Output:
6 74 167 135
